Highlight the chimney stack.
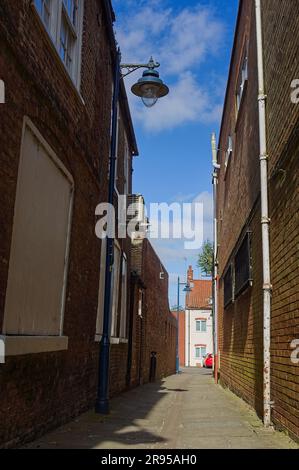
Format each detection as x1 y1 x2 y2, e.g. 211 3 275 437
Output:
187 265 193 284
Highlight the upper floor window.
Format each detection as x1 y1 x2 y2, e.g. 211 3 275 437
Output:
35 0 51 30
236 47 248 113
196 320 207 332
225 135 233 172
34 0 83 88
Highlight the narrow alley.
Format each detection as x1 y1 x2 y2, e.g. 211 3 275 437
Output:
26 369 297 450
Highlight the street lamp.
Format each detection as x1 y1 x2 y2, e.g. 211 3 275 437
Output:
95 49 169 415
176 278 192 374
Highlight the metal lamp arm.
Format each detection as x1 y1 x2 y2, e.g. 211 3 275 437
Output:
120 58 160 78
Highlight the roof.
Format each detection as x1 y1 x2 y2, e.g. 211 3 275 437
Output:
186 280 212 310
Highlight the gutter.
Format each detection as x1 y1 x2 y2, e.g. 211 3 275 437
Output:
211 132 220 383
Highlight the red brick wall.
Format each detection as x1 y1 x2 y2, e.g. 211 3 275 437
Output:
141 240 176 382
217 0 299 441
217 0 263 414
0 0 134 448
172 311 185 367
129 240 176 386
262 0 299 441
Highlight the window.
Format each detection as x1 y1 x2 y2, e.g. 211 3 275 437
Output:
119 255 128 339
34 0 83 87
224 264 233 307
124 137 130 196
96 237 107 337
3 118 73 340
236 47 248 113
195 346 206 358
35 0 51 30
115 104 121 192
110 242 121 338
196 320 207 332
138 289 143 317
225 135 233 171
235 232 252 296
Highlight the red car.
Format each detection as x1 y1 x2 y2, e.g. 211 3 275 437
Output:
203 354 213 368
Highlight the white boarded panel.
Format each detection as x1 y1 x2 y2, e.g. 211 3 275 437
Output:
4 121 73 336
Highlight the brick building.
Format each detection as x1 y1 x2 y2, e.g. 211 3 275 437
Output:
215 0 299 441
128 236 177 387
171 310 185 367
0 0 175 448
184 267 212 367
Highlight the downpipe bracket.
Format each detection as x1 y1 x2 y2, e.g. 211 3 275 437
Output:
258 93 267 102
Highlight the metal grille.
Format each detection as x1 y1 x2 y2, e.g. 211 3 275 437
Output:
235 232 252 296
224 264 233 308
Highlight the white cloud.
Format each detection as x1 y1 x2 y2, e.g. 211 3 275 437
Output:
132 72 222 132
115 1 225 132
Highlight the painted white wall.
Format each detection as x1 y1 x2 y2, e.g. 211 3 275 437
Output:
185 309 213 367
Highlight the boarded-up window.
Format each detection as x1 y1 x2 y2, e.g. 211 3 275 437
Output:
3 120 73 336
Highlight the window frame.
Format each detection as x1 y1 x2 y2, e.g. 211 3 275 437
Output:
1 117 73 356
224 263 233 308
196 320 207 332
224 134 233 177
234 231 253 298
195 346 207 359
236 44 249 116
33 0 84 89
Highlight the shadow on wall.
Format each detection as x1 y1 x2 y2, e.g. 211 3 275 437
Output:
24 379 188 449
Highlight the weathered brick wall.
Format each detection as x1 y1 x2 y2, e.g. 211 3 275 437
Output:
217 0 299 440
0 0 134 448
217 0 264 414
262 0 299 440
129 240 176 387
218 206 264 417
141 240 176 383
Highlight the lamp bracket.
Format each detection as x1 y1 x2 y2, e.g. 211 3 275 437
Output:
120 57 160 78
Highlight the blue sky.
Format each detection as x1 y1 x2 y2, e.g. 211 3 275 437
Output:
113 0 239 307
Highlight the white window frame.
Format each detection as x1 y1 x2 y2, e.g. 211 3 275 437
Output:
196 320 207 332
33 0 84 89
195 346 207 358
225 135 233 172
236 47 248 113
1 117 73 356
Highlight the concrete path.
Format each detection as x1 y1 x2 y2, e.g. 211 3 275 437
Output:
26 368 298 449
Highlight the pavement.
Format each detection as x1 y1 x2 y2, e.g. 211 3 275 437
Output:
26 368 298 449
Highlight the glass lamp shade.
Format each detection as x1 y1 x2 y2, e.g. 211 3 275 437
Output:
140 85 159 108
131 67 169 108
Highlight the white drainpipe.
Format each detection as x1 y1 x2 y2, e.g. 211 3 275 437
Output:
211 133 220 380
255 0 272 427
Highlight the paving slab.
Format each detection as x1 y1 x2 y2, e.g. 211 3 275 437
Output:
25 368 298 449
